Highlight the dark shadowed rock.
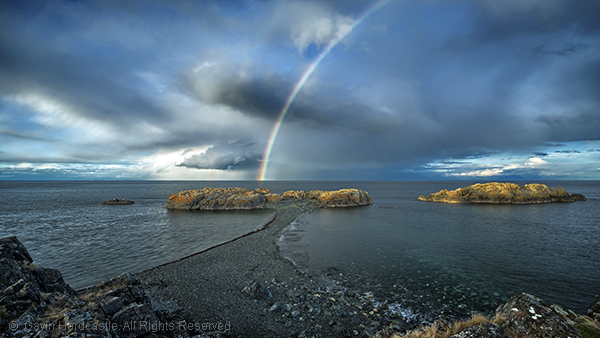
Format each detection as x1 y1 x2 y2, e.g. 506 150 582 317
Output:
418 182 586 204
102 198 134 205
0 258 35 290
495 293 582 338
449 324 508 338
589 294 600 321
0 236 33 264
33 267 74 294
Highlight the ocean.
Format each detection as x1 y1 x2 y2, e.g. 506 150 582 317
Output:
1 180 598 319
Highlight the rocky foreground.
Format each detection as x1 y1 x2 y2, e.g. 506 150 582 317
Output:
0 236 214 338
373 292 600 338
167 187 373 210
418 182 586 204
2 234 600 338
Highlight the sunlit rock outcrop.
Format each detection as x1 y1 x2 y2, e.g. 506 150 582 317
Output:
282 188 373 207
167 187 372 210
417 182 586 204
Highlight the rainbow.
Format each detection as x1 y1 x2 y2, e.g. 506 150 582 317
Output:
257 0 392 181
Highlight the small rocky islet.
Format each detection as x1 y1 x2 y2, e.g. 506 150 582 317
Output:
418 182 586 204
102 198 135 205
166 187 373 210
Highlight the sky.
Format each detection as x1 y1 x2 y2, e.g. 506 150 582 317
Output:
1 0 599 181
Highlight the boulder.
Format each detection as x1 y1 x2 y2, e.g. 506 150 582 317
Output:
0 258 36 290
418 182 586 204
0 236 33 264
167 187 373 210
33 267 74 294
242 281 272 300
495 293 581 338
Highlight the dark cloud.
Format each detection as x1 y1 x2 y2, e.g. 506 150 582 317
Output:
1 0 599 179
533 43 590 56
554 150 581 154
0 31 170 129
177 139 264 171
0 129 54 142
469 0 600 40
181 66 290 120
181 63 398 134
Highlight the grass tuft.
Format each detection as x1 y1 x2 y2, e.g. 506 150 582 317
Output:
577 316 600 338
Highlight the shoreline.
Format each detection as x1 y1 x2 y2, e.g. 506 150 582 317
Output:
136 200 396 337
140 212 277 273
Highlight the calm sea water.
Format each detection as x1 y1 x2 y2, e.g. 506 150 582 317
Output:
1 180 598 320
0 181 277 289
278 180 600 318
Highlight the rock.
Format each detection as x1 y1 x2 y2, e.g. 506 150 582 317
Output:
111 302 160 328
242 281 272 300
283 189 373 207
495 293 582 338
0 236 33 263
168 187 281 210
550 304 579 326
589 293 600 321
0 237 202 338
418 182 586 204
449 323 508 338
102 198 134 205
98 294 130 316
33 267 74 294
0 258 35 290
8 310 37 337
167 187 372 210
269 302 283 313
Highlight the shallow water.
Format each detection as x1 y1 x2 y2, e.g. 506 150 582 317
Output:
278 180 600 317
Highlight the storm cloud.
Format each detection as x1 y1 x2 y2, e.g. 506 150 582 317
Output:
177 139 264 171
1 0 599 180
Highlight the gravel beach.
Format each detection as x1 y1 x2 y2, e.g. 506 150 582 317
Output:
136 200 399 337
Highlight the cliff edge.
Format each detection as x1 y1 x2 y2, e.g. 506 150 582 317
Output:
167 187 373 210
418 182 586 204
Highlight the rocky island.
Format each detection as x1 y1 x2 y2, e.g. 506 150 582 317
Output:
418 182 586 204
166 187 373 210
102 198 135 205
